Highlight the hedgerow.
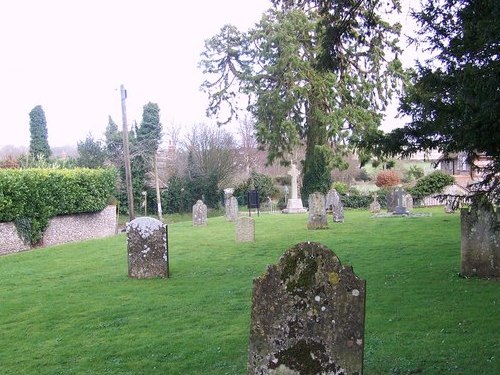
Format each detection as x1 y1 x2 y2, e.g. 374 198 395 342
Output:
0 168 116 244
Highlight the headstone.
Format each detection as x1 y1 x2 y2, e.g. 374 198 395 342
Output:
283 163 307 214
369 193 381 213
126 217 168 279
393 187 410 215
308 192 328 229
236 216 255 242
326 189 344 223
386 189 397 213
460 200 500 278
226 196 239 221
404 192 413 211
192 200 207 226
248 242 366 374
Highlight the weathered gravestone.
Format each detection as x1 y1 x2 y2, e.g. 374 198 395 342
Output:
386 189 397 213
248 242 366 374
460 200 500 278
283 163 307 214
325 189 344 223
226 196 239 221
308 192 328 230
192 200 207 226
126 217 168 279
236 216 255 242
393 187 411 215
369 193 381 214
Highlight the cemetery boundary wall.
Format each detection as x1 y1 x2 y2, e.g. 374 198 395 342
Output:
0 205 117 256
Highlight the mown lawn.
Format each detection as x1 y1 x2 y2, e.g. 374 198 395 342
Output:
0 208 498 374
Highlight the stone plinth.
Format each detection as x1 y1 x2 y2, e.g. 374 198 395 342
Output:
126 217 168 279
248 242 366 374
283 198 307 214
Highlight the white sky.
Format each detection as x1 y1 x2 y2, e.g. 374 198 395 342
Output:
0 0 418 148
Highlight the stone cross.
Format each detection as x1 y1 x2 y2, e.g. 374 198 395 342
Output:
248 242 366 374
126 217 168 279
288 163 300 200
192 200 207 226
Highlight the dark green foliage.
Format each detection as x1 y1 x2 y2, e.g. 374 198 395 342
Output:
136 102 162 155
302 145 333 200
234 172 279 205
409 171 455 199
76 134 107 168
0 168 116 244
341 195 373 209
406 165 425 181
379 0 500 202
29 105 51 160
200 1 406 206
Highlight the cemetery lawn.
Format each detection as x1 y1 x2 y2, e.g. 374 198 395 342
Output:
0 208 498 375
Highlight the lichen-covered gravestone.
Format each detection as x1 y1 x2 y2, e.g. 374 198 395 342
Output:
226 196 239 221
308 192 328 230
126 217 168 279
461 200 499 278
248 242 366 374
192 200 207 226
236 216 255 242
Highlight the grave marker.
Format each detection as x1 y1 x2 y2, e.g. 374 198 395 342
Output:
236 216 255 242
126 217 168 278
248 242 365 374
308 192 328 229
192 200 207 226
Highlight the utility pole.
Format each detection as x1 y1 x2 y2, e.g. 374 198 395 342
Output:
154 153 163 221
121 84 135 221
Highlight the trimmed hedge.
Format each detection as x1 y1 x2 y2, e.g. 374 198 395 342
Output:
0 168 116 244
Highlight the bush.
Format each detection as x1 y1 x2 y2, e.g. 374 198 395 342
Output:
341 194 372 209
0 168 116 244
235 172 279 206
331 181 348 194
375 170 401 188
409 171 455 199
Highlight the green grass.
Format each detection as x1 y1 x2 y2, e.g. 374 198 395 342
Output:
0 208 498 374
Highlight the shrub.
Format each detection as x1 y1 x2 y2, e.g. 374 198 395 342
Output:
235 172 279 206
0 168 116 244
331 181 348 194
409 171 455 199
375 170 401 188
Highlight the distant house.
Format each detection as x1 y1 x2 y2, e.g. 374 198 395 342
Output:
439 152 491 189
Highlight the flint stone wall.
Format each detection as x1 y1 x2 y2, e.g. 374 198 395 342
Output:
461 201 499 278
248 242 366 375
0 205 117 255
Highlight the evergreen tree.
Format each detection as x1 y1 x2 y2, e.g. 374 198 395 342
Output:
29 105 51 160
200 1 405 199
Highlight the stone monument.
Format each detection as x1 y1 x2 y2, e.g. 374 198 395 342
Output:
126 217 168 279
393 187 411 215
460 199 499 278
248 242 366 374
283 163 307 214
308 192 328 229
369 193 381 213
326 189 344 223
224 188 239 221
192 200 207 226
236 216 255 242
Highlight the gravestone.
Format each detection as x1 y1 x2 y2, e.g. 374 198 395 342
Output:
386 189 397 213
308 192 328 229
226 196 239 221
283 163 307 214
460 200 500 278
393 187 410 215
404 192 414 211
236 216 255 242
192 200 207 226
327 189 344 223
248 242 365 374
369 193 381 213
126 217 168 279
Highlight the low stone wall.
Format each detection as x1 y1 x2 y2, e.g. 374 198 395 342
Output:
0 205 117 256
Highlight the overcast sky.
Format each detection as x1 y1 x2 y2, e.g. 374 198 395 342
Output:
0 0 418 148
